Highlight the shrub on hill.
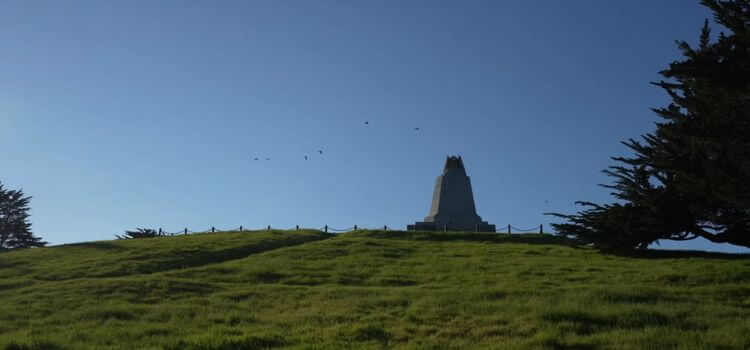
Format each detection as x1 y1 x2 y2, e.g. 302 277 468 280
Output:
116 228 161 239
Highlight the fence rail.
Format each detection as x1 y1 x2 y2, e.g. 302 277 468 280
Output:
147 224 545 236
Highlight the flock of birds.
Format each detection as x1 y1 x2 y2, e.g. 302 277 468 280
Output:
249 122 553 206
252 121 421 162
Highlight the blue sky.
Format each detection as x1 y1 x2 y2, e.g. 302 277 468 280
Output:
2 1 745 253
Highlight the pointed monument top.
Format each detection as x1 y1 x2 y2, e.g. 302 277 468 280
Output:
443 155 466 175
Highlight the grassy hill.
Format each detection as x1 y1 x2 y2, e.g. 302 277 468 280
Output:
1 230 749 349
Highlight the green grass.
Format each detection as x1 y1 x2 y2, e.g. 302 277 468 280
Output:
1 229 749 349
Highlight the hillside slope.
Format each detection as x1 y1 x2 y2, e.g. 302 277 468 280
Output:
0 230 749 349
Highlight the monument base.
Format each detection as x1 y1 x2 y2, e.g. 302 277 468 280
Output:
407 222 496 232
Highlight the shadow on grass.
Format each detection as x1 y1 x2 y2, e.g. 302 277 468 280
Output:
29 231 333 281
164 335 287 350
0 260 25 269
353 230 582 247
609 248 750 260
3 341 66 350
346 230 750 260
541 308 706 335
62 241 126 251
106 233 333 276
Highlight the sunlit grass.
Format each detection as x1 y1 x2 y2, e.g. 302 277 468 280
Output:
0 230 748 349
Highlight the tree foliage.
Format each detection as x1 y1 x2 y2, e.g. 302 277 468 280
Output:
548 0 750 249
0 182 46 250
116 228 161 239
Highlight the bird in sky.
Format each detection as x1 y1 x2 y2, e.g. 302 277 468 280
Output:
265 158 270 161
414 127 420 130
254 157 259 161
304 156 308 160
318 150 323 155
365 121 369 125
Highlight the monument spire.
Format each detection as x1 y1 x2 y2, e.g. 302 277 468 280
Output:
408 156 495 232
442 155 466 175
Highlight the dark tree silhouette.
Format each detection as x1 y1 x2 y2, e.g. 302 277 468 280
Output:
548 0 750 250
116 228 161 239
0 182 46 249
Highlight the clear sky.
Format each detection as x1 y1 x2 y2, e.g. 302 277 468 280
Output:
2 1 745 253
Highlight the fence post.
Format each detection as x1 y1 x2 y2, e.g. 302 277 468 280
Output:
383 225 387 230
540 224 543 234
211 226 215 233
267 225 271 230
354 224 357 230
508 224 511 234
475 224 479 232
240 225 243 231
296 225 299 230
184 228 188 235
325 225 328 233
444 224 448 232
158 228 162 236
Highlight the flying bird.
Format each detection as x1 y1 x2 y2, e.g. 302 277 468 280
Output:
254 157 259 161
318 150 323 155
265 158 270 161
414 127 420 131
304 156 308 160
364 121 369 125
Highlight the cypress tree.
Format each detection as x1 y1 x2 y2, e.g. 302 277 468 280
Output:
548 0 750 249
0 182 46 250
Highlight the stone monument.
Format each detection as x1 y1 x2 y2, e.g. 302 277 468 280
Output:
408 156 495 232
